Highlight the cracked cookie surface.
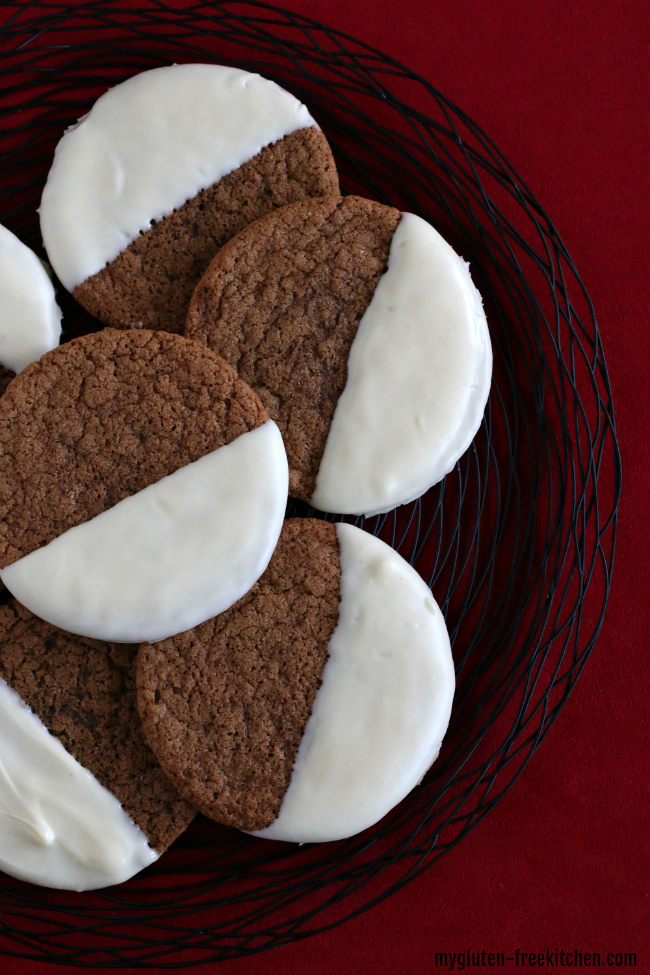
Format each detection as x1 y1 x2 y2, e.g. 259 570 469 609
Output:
74 128 340 334
185 195 401 501
136 519 341 832
0 328 268 566
0 600 196 852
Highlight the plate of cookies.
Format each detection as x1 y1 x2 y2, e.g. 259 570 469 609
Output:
0 2 620 964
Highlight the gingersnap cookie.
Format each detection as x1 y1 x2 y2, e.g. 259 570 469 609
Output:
0 223 62 381
0 328 288 643
186 195 492 516
0 600 196 890
40 63 339 334
136 519 455 843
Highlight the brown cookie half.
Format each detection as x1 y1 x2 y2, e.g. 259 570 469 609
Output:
185 195 401 501
74 127 340 334
135 518 341 832
0 600 195 853
0 328 268 568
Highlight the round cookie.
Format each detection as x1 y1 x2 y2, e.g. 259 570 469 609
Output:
185 195 492 515
0 328 288 642
40 63 339 334
0 223 62 382
136 519 455 842
0 600 196 890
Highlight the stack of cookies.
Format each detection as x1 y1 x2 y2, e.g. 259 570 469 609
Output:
0 63 490 890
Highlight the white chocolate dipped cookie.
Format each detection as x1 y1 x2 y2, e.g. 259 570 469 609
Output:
0 601 195 891
40 63 339 333
0 329 288 643
0 223 62 389
185 195 491 516
136 519 455 843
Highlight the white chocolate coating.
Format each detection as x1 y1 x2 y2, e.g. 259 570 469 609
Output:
0 224 62 373
0 679 157 890
311 212 492 516
39 63 316 292
253 523 455 843
1 421 288 643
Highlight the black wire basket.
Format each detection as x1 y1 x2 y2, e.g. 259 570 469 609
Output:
0 1 621 967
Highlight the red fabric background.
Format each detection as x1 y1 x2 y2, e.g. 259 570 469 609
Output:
0 0 647 971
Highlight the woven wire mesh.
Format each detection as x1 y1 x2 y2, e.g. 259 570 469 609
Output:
0 0 621 966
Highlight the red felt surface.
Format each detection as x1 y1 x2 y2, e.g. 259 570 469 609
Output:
0 0 647 971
